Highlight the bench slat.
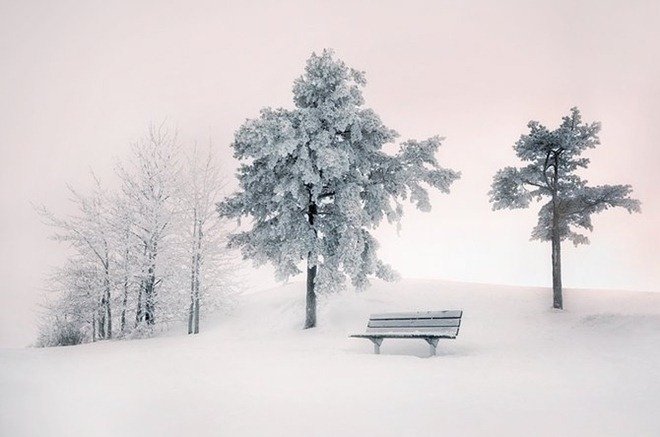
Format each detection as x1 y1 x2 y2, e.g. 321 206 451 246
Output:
368 318 460 328
365 326 459 336
351 333 458 339
369 310 462 320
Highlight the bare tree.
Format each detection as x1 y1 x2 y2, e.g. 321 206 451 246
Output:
177 144 239 334
106 195 139 335
38 124 241 344
116 125 179 328
39 177 115 339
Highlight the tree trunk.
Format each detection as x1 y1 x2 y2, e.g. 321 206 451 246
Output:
188 213 202 335
551 226 563 309
98 303 106 339
193 290 200 334
135 244 147 326
104 263 112 339
305 256 317 329
551 153 563 310
304 202 317 329
144 243 157 326
120 275 128 333
135 284 143 326
105 291 112 339
188 230 196 335
120 239 129 334
188 298 194 334
193 220 202 334
144 269 155 325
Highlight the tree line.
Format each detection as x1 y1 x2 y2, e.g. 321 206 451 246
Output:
38 127 239 346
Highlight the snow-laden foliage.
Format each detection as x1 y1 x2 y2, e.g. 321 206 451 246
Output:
489 107 640 246
219 50 460 296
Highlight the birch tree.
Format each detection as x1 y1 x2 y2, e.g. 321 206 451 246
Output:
38 124 243 343
489 107 641 309
108 196 138 335
177 145 239 334
117 125 179 328
39 178 115 339
219 50 460 328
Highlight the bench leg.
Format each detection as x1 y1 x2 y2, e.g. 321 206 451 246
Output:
425 338 439 356
370 338 383 354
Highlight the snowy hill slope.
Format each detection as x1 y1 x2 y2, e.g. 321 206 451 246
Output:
2 279 660 436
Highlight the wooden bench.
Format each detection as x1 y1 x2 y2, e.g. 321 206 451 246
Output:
350 310 463 356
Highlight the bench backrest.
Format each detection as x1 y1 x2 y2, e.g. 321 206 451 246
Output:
366 310 462 337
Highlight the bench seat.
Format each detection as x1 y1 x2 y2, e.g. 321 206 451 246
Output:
350 310 463 356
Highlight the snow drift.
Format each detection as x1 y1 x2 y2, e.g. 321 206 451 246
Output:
1 279 659 436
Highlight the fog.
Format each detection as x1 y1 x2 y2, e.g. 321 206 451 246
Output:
1 0 658 347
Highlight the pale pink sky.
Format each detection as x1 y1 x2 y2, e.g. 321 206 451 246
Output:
1 0 659 347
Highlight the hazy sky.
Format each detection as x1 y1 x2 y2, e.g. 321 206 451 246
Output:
1 0 659 347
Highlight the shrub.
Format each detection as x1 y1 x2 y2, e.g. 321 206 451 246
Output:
36 319 86 347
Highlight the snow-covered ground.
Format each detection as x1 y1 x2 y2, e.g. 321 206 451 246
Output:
2 279 659 436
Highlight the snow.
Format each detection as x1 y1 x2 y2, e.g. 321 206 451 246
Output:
2 279 659 436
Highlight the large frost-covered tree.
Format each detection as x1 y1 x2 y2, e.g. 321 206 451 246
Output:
489 107 641 309
219 50 460 328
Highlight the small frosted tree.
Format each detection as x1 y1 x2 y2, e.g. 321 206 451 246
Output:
489 107 641 309
175 145 239 334
108 195 138 335
39 178 115 339
219 50 460 328
116 125 179 328
38 258 100 345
